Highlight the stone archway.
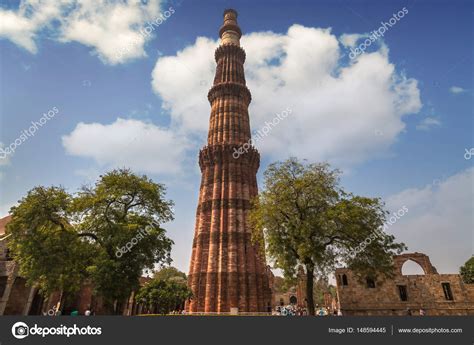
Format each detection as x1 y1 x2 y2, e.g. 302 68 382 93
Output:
394 253 438 276
401 259 426 275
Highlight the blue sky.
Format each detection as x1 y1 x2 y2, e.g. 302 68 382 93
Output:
0 0 472 275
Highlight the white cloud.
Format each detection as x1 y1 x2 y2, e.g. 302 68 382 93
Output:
339 33 367 48
62 118 189 175
0 0 69 53
449 86 467 94
0 0 171 64
0 7 38 53
152 25 422 167
151 37 217 132
386 168 474 273
416 117 441 131
58 0 165 64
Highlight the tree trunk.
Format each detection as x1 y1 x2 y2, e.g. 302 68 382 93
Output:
305 264 315 316
58 290 65 314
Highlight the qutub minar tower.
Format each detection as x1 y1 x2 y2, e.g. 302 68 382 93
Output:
186 9 272 314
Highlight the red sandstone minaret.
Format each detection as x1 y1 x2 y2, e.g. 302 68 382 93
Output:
186 9 272 314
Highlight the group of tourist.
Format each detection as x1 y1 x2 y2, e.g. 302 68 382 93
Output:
273 305 343 316
273 305 306 316
43 306 94 316
273 305 429 317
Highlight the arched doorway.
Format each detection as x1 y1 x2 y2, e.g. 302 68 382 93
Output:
289 295 297 305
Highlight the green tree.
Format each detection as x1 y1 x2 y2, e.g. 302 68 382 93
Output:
460 257 474 284
153 266 187 282
273 276 295 293
136 267 192 314
7 187 92 298
7 169 174 313
250 158 406 315
72 169 174 312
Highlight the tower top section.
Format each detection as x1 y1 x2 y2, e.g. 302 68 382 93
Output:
219 9 242 46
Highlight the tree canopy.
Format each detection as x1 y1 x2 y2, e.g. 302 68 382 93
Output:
460 256 474 284
6 168 174 313
250 158 406 315
153 266 187 283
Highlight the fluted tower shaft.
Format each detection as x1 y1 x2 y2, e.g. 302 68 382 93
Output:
186 9 271 314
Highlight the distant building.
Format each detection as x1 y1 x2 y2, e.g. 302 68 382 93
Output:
273 266 337 312
0 215 45 315
336 252 474 315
